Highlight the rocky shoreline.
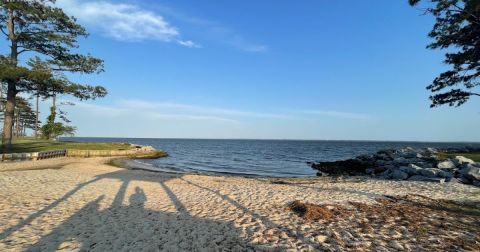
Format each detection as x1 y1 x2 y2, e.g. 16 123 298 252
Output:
311 147 480 186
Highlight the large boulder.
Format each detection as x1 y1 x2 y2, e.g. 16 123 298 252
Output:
437 160 456 169
391 170 409 180
399 164 422 176
393 157 410 166
461 164 480 181
437 170 454 179
454 156 475 165
419 168 442 178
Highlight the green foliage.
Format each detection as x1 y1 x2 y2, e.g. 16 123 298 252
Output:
40 106 76 140
0 0 107 146
409 0 480 107
437 151 480 162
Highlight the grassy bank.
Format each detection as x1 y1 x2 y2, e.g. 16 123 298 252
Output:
7 138 133 153
438 152 480 162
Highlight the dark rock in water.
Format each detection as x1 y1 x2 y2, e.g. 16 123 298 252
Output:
311 158 370 175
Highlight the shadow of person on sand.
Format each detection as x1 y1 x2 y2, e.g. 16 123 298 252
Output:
26 175 250 251
3 168 316 251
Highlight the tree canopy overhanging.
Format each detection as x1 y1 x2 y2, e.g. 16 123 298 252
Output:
409 0 480 107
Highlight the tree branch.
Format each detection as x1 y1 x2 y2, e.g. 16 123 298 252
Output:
0 26 8 37
17 49 32 55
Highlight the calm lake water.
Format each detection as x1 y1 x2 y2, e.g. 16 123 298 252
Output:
63 138 480 177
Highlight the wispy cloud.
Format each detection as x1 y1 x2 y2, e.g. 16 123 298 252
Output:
177 40 201 48
72 101 243 124
209 27 268 52
71 99 372 124
57 0 197 47
299 110 372 121
118 100 293 119
152 4 268 52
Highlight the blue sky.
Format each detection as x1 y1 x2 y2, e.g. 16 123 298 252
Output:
27 1 480 141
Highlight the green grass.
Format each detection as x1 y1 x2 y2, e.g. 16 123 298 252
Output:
7 138 133 153
437 152 480 162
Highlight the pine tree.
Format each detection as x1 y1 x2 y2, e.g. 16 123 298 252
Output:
0 1 107 151
409 0 480 107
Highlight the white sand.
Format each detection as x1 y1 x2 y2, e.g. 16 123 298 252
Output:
0 158 479 251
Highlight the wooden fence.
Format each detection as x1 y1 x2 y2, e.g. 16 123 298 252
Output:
37 150 67 160
1 149 66 161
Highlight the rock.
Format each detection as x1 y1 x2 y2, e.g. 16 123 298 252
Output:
437 170 454 178
457 176 472 184
446 177 459 183
454 156 475 165
400 164 422 175
437 160 456 169
311 158 371 175
408 175 445 183
391 170 408 180
393 157 409 166
380 169 393 179
414 161 435 168
461 165 480 181
365 167 376 175
419 168 441 178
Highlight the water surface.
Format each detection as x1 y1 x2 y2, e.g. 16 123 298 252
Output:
64 138 480 177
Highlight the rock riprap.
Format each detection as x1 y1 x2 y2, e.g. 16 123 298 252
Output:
310 147 480 186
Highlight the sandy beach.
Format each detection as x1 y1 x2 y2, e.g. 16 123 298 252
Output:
0 158 479 251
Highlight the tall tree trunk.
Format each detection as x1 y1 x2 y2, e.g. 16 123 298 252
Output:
2 82 16 151
51 95 56 140
2 7 18 151
35 94 39 138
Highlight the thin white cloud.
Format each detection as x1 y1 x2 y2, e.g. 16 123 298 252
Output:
71 101 242 124
209 26 268 52
69 99 372 123
177 40 201 48
118 99 293 119
299 110 372 120
57 0 198 47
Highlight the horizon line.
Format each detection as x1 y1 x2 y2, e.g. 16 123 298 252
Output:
61 136 480 144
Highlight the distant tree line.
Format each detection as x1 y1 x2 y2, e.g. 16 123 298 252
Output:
0 0 107 151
